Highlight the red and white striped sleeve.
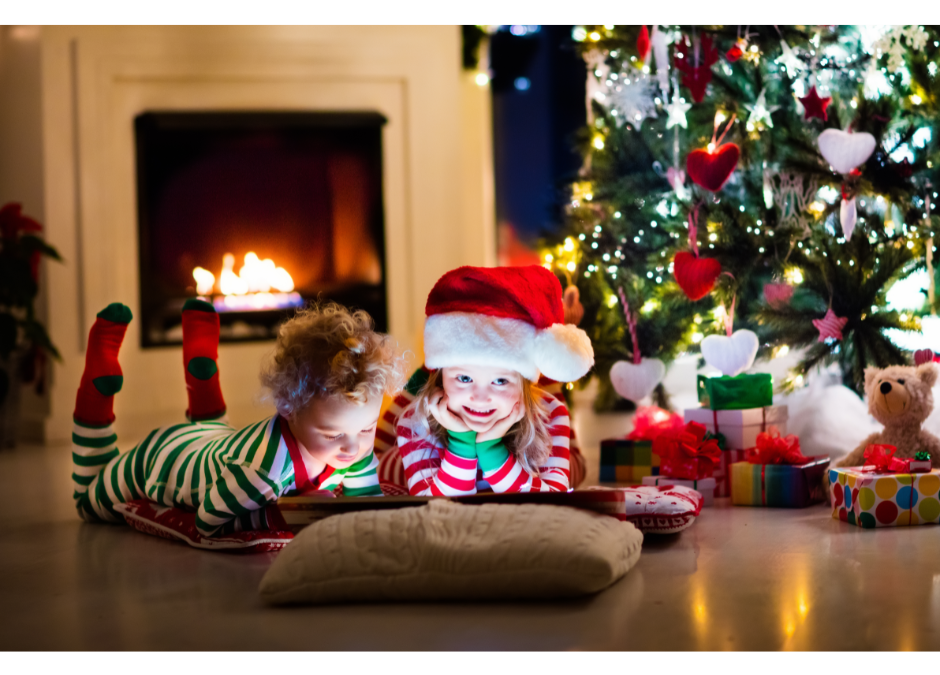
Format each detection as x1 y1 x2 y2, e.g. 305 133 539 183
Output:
375 390 416 456
480 394 571 494
396 403 479 497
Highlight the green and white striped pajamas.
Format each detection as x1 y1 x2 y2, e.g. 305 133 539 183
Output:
72 415 382 537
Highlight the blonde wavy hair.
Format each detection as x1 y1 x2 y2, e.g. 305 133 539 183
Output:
260 302 407 416
413 369 554 474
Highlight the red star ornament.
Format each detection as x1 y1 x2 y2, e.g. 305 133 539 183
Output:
799 86 832 121
813 308 848 342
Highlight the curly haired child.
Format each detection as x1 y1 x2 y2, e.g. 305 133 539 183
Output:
393 265 595 495
70 299 406 538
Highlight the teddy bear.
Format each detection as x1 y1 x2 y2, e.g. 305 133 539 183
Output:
835 362 940 469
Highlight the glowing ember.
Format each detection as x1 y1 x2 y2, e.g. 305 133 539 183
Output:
193 252 303 312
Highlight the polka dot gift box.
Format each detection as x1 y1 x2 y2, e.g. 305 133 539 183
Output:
829 467 940 528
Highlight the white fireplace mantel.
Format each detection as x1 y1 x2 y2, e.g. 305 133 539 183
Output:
37 26 494 443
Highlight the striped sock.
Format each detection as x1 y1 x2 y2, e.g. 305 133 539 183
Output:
71 421 121 520
73 303 132 427
182 299 226 421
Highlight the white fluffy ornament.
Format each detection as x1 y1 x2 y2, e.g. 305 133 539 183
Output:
700 329 759 377
610 358 666 402
817 129 876 174
840 196 858 239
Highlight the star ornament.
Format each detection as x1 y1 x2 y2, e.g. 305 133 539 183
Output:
775 40 804 78
813 308 849 342
745 89 780 129
665 96 692 129
799 86 832 121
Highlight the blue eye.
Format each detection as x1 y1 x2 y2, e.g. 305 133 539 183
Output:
457 375 472 383
493 378 509 386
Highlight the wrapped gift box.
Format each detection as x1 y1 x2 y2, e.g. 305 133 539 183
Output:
713 448 747 498
730 458 830 507
684 405 788 451
599 439 659 483
697 373 773 410
641 475 715 506
829 467 940 528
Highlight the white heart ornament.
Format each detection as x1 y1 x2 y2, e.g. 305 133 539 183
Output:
610 358 666 402
840 196 857 239
700 329 759 377
817 129 876 175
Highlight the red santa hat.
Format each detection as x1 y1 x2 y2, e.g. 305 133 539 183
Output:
423 265 595 382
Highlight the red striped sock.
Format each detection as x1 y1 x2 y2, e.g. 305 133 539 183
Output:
73 303 132 426
182 299 226 421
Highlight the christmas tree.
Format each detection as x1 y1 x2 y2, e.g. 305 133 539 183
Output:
542 25 940 409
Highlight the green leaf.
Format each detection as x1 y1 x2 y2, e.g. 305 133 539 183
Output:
17 235 62 262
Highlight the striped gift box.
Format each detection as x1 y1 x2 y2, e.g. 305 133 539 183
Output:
599 439 659 483
731 458 830 507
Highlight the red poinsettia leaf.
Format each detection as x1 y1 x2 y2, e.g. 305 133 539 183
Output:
637 25 651 60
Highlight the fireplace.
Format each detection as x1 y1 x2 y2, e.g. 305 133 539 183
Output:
134 111 388 347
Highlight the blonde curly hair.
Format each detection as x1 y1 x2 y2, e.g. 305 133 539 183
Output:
260 302 407 416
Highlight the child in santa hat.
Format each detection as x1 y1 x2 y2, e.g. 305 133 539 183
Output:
392 265 594 495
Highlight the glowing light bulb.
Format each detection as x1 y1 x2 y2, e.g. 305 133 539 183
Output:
475 72 490 86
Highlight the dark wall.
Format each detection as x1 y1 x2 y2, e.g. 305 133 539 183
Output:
490 26 586 242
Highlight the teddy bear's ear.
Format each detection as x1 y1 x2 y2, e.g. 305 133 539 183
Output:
916 362 939 388
864 367 880 392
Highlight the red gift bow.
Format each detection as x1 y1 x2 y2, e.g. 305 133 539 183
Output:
746 427 809 465
627 406 686 441
861 444 911 474
652 421 722 480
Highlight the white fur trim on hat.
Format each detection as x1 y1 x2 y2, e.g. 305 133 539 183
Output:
533 323 595 382
424 312 594 382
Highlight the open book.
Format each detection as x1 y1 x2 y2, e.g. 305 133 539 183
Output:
277 489 628 531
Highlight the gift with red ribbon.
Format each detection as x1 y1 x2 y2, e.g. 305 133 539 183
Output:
745 427 810 465
731 428 830 508
652 421 722 480
860 444 930 474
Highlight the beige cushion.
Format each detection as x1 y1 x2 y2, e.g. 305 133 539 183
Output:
259 500 643 604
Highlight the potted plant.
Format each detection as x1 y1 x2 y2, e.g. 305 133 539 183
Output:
0 203 61 448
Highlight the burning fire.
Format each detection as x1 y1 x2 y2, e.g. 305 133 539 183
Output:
193 252 303 312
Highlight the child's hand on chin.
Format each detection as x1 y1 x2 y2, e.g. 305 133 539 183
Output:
476 403 524 443
428 390 471 433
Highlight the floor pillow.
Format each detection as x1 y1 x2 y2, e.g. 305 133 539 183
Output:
620 484 703 534
259 500 643 605
114 500 294 552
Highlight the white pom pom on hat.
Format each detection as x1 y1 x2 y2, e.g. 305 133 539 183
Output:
423 265 595 382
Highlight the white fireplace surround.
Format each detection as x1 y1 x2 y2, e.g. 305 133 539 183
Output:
37 26 494 442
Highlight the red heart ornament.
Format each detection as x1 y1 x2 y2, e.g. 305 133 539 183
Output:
686 143 740 192
674 251 721 301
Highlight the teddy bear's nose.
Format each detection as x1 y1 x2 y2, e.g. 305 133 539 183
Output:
880 382 892 394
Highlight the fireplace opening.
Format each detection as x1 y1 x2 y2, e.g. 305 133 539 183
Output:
134 111 387 347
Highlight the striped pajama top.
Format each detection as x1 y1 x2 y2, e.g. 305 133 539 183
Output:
394 393 572 496
72 415 382 537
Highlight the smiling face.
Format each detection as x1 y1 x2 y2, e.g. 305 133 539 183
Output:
288 394 383 470
440 365 524 432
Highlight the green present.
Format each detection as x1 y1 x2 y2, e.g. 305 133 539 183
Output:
697 373 773 410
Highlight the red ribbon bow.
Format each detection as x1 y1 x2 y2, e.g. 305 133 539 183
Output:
861 444 911 474
652 421 722 480
746 427 809 465
627 406 686 441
